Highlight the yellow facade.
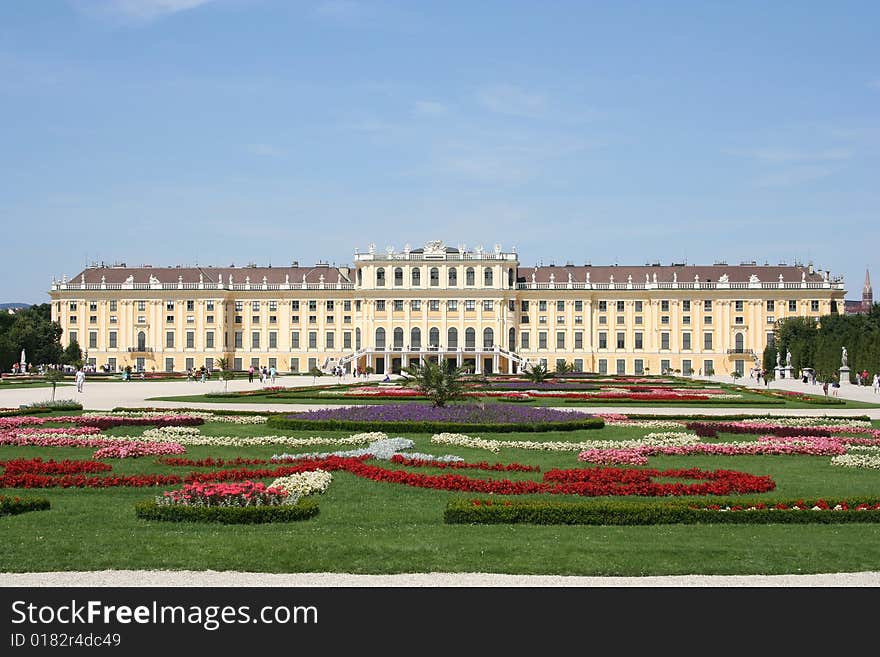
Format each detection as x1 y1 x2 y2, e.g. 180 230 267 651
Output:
49 241 845 376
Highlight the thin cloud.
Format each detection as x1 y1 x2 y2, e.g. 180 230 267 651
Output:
414 100 449 116
477 84 546 119
754 166 835 188
868 80 880 89
70 0 217 22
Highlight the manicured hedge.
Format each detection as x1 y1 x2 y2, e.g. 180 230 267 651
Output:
444 497 880 526
619 413 872 422
265 416 605 434
0 408 55 418
0 496 51 516
134 499 319 524
113 406 277 417
561 398 782 406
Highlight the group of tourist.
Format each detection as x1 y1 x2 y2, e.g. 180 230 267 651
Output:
248 364 277 384
186 366 209 383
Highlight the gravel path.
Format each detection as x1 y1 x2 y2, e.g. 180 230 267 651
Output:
2 570 880 587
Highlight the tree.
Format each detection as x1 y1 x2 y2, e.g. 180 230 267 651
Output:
43 368 65 402
731 370 742 384
216 357 234 392
309 366 324 384
5 304 63 367
524 361 550 383
61 340 83 368
403 359 466 407
555 360 573 375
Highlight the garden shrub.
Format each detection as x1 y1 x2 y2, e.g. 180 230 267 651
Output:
0 496 51 516
134 498 319 524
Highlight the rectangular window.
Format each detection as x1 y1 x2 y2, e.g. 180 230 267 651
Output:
206 315 214 324
86 302 95 313
574 332 583 349
291 301 300 311
521 301 529 312
483 300 494 311
343 332 352 349
556 358 567 371
539 316 548 324
598 301 607 312
411 300 421 311
343 300 351 311
616 315 625 325
108 331 117 348
766 300 775 311
289 358 299 373
267 357 275 370
635 332 643 349
89 315 97 324
251 358 260 368
166 331 174 348
186 315 194 324
234 331 243 348
735 300 744 312
704 316 713 325
109 301 117 311
307 357 317 371
520 314 529 324
520 332 530 349
429 300 440 311
634 301 643 312
789 300 797 312
703 359 714 375
234 358 242 371
308 332 317 349
704 300 712 311
251 332 260 349
206 301 214 311
682 332 691 350
598 315 607 325
235 301 243 312
704 332 713 349
165 358 174 373
556 331 565 349
735 316 744 325
186 331 194 349
251 301 260 312
88 331 97 349
598 332 607 349
556 300 565 312
205 357 214 372
266 301 276 312
252 315 260 324
465 300 476 311
575 300 583 312
682 300 690 312
635 316 643 325
308 301 317 312
166 301 174 311
185 358 194 372
326 332 334 349
538 332 548 349
355 300 361 311
616 332 625 349
343 315 351 324
661 300 669 312
447 300 458 311
661 332 670 350
661 359 670 374
682 359 692 375
269 331 277 349
682 315 691 325
137 301 147 312
767 315 775 324
574 315 583 324
539 301 547 311
269 315 277 324
166 315 174 323
661 315 670 325
394 300 404 311
235 315 242 324
573 359 583 372
811 300 820 312
508 300 516 311
291 331 300 349
766 332 775 347
69 301 78 311
206 331 214 349
186 300 194 312
598 359 608 375
616 359 626 375
634 359 644 375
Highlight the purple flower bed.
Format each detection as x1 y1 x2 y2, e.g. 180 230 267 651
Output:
268 403 604 433
481 382 599 390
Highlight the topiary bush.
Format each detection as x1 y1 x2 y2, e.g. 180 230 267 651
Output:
134 498 319 524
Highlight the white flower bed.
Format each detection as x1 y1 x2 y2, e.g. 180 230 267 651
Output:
270 470 333 500
141 426 202 439
846 445 880 453
830 454 880 470
272 437 463 463
135 429 386 447
83 411 268 424
429 432 699 453
604 420 685 429
738 417 872 428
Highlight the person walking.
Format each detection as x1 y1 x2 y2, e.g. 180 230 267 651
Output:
200 367 206 383
269 365 276 384
823 380 829 397
248 365 254 383
873 373 879 395
75 368 85 393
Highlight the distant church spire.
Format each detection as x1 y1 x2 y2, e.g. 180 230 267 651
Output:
864 268 873 311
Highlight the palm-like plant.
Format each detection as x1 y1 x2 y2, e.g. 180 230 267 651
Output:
43 368 66 401
524 361 550 383
216 357 234 392
403 359 466 407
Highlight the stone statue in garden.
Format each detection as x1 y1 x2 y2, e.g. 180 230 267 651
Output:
786 349 792 368
841 346 848 367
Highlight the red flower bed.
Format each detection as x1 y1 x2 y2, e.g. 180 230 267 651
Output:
686 422 832 439
389 455 540 472
1 472 182 489
0 458 111 475
543 467 775 496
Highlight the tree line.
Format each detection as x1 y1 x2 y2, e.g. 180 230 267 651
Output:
0 304 82 372
763 304 880 382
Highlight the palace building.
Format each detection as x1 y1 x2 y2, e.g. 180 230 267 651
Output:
49 241 846 377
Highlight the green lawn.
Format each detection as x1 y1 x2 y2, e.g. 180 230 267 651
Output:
3 418 880 576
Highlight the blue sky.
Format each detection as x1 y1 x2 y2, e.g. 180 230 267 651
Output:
2 0 878 303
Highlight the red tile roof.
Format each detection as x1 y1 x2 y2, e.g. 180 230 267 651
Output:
66 266 349 285
516 264 825 284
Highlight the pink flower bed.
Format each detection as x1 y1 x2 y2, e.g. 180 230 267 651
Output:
93 443 186 459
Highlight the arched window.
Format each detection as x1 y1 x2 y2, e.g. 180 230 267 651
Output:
376 268 385 287
735 333 744 352
466 267 475 286
484 268 493 286
465 327 476 350
448 268 457 286
507 268 514 287
411 327 421 350
137 331 146 351
448 327 458 349
355 328 361 350
429 327 440 348
483 327 494 349
394 267 403 286
393 327 404 349
411 268 421 286
357 269 363 286
375 327 386 349
509 327 516 350
430 267 439 287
